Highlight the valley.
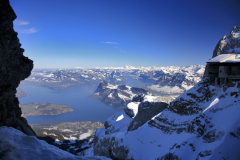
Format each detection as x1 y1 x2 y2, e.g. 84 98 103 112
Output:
31 121 104 155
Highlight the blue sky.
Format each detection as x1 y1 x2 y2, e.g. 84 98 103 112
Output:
10 0 240 68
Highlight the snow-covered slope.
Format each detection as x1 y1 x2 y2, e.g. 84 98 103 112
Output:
0 126 109 160
87 78 240 159
89 81 151 106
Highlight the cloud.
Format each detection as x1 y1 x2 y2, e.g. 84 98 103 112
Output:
119 50 126 53
14 20 29 25
18 27 38 34
101 41 119 44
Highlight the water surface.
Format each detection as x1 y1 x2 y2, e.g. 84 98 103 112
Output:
19 83 117 124
19 78 152 124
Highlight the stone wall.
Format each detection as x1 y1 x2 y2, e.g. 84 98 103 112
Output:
0 0 35 135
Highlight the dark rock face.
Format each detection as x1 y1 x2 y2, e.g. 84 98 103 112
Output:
127 101 168 131
159 153 180 160
93 137 132 160
0 0 35 135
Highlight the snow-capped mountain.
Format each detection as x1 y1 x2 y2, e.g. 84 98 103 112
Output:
84 78 240 159
32 69 126 84
89 81 151 106
213 24 240 57
145 65 204 96
24 65 205 96
25 69 127 89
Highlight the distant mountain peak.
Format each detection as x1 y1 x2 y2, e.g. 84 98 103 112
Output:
89 81 151 106
213 24 240 57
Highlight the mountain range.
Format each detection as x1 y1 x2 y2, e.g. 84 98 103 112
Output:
24 65 205 97
1 0 240 159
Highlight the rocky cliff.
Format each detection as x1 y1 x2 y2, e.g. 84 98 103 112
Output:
213 24 240 57
0 0 35 135
89 81 151 106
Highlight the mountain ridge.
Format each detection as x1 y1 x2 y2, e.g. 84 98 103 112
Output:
24 65 205 97
89 81 151 106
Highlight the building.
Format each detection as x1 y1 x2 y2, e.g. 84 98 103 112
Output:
206 54 240 85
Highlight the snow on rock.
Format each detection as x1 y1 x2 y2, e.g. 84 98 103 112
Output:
124 102 140 118
146 85 184 95
91 78 240 160
146 65 204 96
103 110 132 135
43 73 54 78
89 81 151 106
79 130 93 140
196 67 205 75
213 24 240 57
0 126 109 160
26 65 205 93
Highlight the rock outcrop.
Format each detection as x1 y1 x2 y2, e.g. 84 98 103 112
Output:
127 98 167 131
213 24 240 57
89 81 151 106
0 0 35 135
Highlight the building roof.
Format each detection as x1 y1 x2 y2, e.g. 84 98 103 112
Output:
207 54 240 63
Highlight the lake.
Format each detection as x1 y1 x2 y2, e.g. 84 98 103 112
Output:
19 79 151 124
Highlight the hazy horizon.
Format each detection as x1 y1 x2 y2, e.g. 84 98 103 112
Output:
31 64 205 70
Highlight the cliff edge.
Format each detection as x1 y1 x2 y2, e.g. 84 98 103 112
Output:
0 0 35 135
213 24 240 57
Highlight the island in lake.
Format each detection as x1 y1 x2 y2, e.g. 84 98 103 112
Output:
20 102 73 117
89 81 151 106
